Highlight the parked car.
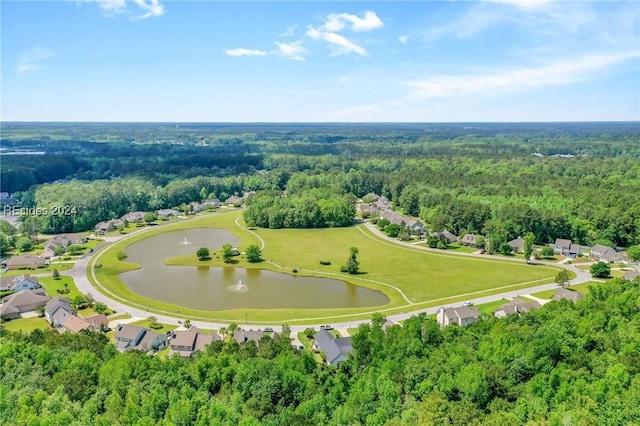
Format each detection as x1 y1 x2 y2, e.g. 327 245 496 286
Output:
463 301 474 307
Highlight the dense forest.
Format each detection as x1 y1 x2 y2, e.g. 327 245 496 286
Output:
1 277 639 425
1 122 639 247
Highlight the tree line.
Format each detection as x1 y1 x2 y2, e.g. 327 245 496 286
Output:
1 277 638 425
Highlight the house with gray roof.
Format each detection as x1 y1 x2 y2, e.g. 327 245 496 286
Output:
460 234 480 246
553 288 585 303
507 237 525 253
156 209 180 218
0 274 42 292
169 327 220 358
0 289 51 319
233 329 271 344
436 306 480 327
44 297 73 327
554 238 572 255
590 244 622 263
121 211 146 223
494 297 541 318
4 255 47 271
115 324 167 353
430 230 458 244
95 219 125 234
314 329 353 367
203 199 222 209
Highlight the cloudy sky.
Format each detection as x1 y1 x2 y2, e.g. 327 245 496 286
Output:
2 0 639 122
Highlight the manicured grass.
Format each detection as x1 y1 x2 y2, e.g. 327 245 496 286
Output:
129 318 178 334
78 307 115 317
88 210 562 324
38 276 82 299
0 262 73 278
1 316 50 333
476 299 508 316
107 313 132 322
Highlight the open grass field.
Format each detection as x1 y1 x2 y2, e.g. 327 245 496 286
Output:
129 318 178 335
1 262 73 278
88 210 562 323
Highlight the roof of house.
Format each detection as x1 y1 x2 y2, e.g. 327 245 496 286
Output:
62 315 91 333
553 287 585 303
171 328 199 348
2 287 49 304
233 329 265 344
116 324 146 341
121 211 146 222
495 297 541 316
83 313 109 329
5 255 46 267
623 270 639 281
0 303 19 316
157 209 180 216
136 330 165 351
0 274 41 291
315 329 352 365
507 238 525 251
364 192 380 201
555 238 572 249
44 297 72 317
460 234 478 244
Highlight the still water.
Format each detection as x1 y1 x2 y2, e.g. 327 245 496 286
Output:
119 228 388 310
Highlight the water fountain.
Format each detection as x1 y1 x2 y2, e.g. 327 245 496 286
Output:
179 236 190 245
227 279 248 293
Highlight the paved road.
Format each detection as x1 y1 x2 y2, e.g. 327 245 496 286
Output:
62 215 595 337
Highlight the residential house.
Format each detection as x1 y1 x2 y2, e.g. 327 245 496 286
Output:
121 211 146 223
554 238 572 255
156 209 180 218
95 219 125 234
0 289 51 319
188 202 205 213
0 274 42 292
405 219 425 235
115 324 167 353
373 196 390 210
314 329 353 367
460 234 479 246
379 209 404 226
202 199 221 209
4 255 47 271
568 244 582 258
225 196 244 206
494 297 541 318
59 313 108 334
233 329 267 344
590 244 622 263
42 233 87 259
623 270 639 281
553 288 585 303
507 237 525 253
430 230 458 244
363 192 380 202
436 306 480 327
169 326 221 358
44 297 74 327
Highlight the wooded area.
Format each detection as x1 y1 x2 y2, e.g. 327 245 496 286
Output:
2 122 638 247
1 278 638 425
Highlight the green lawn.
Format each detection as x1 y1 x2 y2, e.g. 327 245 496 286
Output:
107 313 132 322
1 262 73 278
476 299 509 316
88 210 562 324
1 316 50 333
129 318 178 335
38 276 82 299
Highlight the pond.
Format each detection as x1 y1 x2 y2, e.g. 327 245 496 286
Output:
119 228 389 310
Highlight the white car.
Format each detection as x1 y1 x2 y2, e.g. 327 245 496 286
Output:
462 301 473 307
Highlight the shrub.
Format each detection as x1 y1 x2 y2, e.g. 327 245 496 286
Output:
320 260 331 265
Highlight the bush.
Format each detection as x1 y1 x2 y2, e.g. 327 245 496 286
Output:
116 251 128 261
292 268 298 273
320 260 331 265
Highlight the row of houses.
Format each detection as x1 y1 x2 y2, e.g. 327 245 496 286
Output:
436 287 586 328
42 233 88 259
358 193 426 234
114 325 281 357
44 296 109 333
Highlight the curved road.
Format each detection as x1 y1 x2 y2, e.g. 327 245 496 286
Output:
63 214 594 336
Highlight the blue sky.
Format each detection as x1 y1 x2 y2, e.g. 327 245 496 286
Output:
2 0 639 122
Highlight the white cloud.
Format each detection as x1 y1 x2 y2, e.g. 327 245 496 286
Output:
225 48 268 57
81 0 164 19
407 51 640 99
17 47 54 74
131 0 164 19
485 0 551 11
306 26 368 56
322 11 384 32
398 35 409 44
274 41 306 61
279 25 297 37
